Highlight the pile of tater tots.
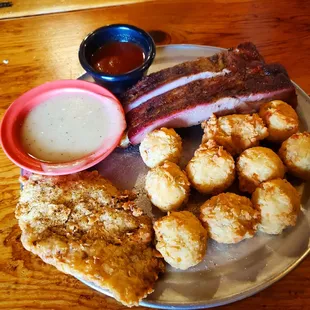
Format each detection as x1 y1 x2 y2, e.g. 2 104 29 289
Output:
139 100 310 270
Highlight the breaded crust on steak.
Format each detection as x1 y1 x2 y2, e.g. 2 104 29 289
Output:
16 171 164 307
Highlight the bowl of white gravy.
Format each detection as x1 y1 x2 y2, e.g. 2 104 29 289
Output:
0 80 126 175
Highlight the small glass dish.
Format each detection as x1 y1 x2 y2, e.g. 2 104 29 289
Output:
78 24 156 95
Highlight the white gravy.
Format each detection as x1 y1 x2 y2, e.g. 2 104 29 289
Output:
21 92 110 163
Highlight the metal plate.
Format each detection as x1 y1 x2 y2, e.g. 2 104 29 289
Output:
78 45 310 309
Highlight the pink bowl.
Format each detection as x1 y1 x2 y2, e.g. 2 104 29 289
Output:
0 80 126 175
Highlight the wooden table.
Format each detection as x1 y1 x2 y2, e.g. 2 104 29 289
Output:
0 0 310 309
0 0 150 19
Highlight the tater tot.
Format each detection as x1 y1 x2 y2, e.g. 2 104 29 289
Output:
237 147 286 193
145 161 190 212
200 193 260 244
139 128 182 168
279 132 310 180
186 140 235 195
259 100 299 143
252 178 300 234
154 211 207 270
201 113 268 155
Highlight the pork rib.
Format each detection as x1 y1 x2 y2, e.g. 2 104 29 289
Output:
121 42 265 112
126 63 297 145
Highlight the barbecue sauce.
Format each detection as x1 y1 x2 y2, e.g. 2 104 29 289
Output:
90 41 145 75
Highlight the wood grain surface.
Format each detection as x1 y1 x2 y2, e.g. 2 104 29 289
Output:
0 0 310 309
0 0 151 19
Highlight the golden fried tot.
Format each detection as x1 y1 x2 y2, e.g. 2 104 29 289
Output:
185 140 235 195
200 193 260 244
154 211 207 270
259 100 299 143
279 132 310 180
145 161 190 212
139 127 182 168
201 113 268 155
237 147 286 193
252 178 301 234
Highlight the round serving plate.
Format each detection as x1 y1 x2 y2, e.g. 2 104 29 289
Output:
77 44 310 309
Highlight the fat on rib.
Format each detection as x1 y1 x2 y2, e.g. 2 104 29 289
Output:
126 62 297 145
121 42 265 112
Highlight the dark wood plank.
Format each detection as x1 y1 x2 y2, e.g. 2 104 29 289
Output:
0 0 151 19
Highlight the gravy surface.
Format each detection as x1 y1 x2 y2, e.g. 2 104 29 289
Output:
21 93 109 162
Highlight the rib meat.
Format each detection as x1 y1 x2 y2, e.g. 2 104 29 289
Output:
126 62 297 145
121 42 264 112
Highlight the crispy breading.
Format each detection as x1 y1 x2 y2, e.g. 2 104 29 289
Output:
200 193 260 244
154 211 207 270
186 140 235 195
237 147 286 193
16 171 164 307
279 132 310 180
252 178 301 234
259 100 299 143
145 161 190 212
201 113 268 155
139 128 182 168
